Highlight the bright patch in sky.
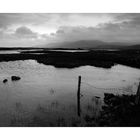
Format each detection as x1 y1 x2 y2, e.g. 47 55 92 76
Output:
0 13 140 47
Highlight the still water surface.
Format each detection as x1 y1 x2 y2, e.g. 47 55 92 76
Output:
0 60 139 126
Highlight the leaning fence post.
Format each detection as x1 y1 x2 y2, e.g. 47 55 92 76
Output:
135 82 140 105
77 76 81 117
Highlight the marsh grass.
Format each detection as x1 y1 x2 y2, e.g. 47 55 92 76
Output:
12 93 140 127
97 93 140 126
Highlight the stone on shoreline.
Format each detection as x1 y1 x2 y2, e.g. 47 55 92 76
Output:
11 76 21 81
3 79 8 83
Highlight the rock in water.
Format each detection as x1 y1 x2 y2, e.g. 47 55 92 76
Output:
11 76 21 81
3 79 8 83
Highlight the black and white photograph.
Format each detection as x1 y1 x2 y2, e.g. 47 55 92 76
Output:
0 13 140 127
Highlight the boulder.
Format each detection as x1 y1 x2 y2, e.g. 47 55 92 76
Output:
11 76 21 81
3 79 8 83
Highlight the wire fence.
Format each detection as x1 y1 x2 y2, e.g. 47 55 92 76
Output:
79 80 138 97
75 76 139 117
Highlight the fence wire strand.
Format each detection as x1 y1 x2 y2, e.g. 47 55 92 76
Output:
80 81 137 95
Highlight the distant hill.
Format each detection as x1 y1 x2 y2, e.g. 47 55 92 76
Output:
35 40 140 50
36 40 107 49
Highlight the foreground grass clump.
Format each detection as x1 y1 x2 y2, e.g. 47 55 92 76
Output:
98 93 140 126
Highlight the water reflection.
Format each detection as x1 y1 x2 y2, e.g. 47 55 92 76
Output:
0 59 139 126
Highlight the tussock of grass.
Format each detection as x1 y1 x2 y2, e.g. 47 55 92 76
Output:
98 93 140 126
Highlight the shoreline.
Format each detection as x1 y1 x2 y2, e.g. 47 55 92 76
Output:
0 49 139 69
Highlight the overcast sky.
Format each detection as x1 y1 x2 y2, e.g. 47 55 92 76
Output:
0 13 140 47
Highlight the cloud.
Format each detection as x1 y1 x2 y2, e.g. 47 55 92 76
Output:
15 26 38 38
0 13 50 29
52 20 140 43
0 25 50 47
0 13 140 47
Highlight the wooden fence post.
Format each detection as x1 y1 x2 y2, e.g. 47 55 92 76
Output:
136 82 140 105
77 76 81 117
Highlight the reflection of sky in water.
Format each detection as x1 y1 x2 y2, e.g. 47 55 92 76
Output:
0 50 20 54
0 49 44 54
0 60 140 126
49 50 89 52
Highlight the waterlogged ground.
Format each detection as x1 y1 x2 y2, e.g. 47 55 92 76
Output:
0 60 139 126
